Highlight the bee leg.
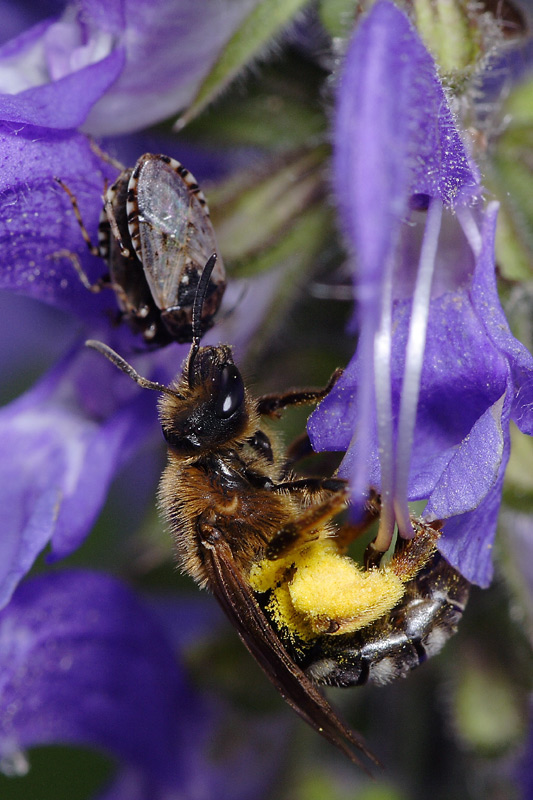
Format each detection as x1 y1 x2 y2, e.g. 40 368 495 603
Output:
273 477 347 494
368 519 441 579
265 488 349 560
273 478 381 552
257 368 343 418
334 491 381 551
284 431 314 465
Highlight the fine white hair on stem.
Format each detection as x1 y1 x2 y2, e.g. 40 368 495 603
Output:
394 197 443 538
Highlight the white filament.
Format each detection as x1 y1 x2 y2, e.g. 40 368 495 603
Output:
394 198 443 537
373 251 396 550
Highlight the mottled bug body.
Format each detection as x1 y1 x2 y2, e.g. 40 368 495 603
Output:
58 153 225 345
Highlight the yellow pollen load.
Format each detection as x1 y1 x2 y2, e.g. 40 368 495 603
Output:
249 551 288 593
251 539 406 639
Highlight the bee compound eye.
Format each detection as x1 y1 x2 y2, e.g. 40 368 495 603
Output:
215 364 245 419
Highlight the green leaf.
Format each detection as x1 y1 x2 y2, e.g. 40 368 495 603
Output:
176 0 311 130
413 0 479 73
183 51 327 152
208 148 330 271
318 0 358 39
488 75 533 280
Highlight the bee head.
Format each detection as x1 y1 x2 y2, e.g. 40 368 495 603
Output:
159 253 252 455
159 344 249 455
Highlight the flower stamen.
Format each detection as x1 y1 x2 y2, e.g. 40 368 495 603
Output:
394 197 443 537
373 251 396 550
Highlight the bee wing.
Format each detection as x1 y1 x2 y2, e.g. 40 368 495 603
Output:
127 155 223 311
200 531 379 772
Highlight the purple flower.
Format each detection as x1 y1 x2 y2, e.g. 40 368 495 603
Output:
308 0 533 587
0 343 162 609
0 0 261 134
0 570 284 798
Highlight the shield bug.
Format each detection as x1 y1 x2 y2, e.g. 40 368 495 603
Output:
56 153 225 345
85 255 469 770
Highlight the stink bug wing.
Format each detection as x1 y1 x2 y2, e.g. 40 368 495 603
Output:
127 154 224 313
199 526 379 772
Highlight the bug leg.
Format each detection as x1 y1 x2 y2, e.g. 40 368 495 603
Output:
88 137 126 172
55 178 101 257
104 189 134 259
53 177 110 292
257 368 343 418
49 249 109 293
265 487 349 560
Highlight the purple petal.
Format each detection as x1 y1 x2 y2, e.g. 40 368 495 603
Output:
334 0 479 310
309 198 530 583
0 0 264 136
0 128 117 320
0 49 125 128
469 202 533 434
424 392 507 519
0 344 159 609
0 572 289 796
307 354 362 453
0 571 194 785
95 719 289 800
399 288 509 498
434 381 512 587
327 0 480 511
0 294 77 387
309 253 510 505
82 0 262 135
0 14 56 55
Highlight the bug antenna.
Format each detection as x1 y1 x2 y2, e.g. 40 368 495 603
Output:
187 252 218 387
86 340 178 397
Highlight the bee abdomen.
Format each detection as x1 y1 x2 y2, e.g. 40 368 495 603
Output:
302 554 470 687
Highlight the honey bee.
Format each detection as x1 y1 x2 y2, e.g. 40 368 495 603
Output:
56 153 225 345
87 254 470 769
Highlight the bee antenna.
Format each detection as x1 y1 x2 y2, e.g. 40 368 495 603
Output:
86 340 178 397
187 252 218 387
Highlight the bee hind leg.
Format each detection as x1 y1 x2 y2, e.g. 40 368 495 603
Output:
265 487 349 560
367 519 442 579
